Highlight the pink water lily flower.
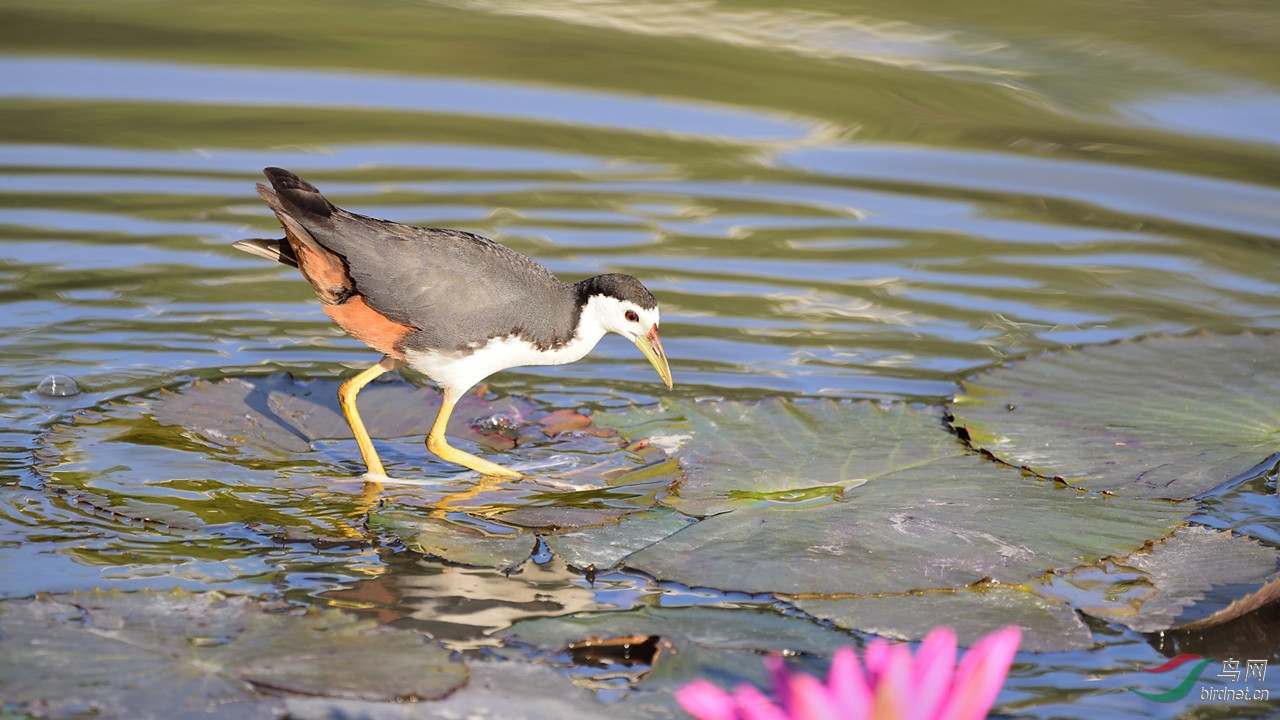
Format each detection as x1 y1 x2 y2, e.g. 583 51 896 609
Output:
676 625 1021 720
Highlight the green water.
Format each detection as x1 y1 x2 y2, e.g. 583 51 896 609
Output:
3 1 1280 717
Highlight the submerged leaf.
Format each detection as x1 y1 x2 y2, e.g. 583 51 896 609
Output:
370 509 538 569
323 553 604 651
0 590 465 718
790 587 1092 652
951 332 1280 499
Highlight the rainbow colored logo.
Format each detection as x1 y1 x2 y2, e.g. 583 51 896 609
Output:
1128 655 1214 702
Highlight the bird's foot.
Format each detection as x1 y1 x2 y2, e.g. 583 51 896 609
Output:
461 457 523 479
427 435 522 479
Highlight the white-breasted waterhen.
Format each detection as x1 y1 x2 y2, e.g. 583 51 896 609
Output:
234 167 672 479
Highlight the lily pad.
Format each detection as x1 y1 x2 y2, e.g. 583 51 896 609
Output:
789 586 1093 652
496 607 852 708
602 400 1184 597
498 604 856 657
598 397 930 516
950 332 1280 500
0 590 466 719
493 606 860 704
370 509 540 569
286 661 624 720
543 507 695 572
630 637 773 697
1052 524 1280 633
153 374 540 459
34 374 680 543
37 403 372 537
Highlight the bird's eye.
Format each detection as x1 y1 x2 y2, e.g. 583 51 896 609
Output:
625 310 640 323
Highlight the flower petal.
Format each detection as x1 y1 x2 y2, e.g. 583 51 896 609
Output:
937 626 1021 720
870 644 913 720
676 680 741 720
734 683 791 720
827 646 872 718
765 654 793 712
911 627 958 720
863 638 892 683
788 671 841 720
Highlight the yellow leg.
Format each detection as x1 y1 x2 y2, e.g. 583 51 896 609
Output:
337 355 405 478
427 387 522 478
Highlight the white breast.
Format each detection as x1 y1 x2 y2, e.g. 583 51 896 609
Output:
404 328 606 393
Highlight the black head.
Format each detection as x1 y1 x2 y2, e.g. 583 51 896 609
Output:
577 273 658 309
574 273 671 389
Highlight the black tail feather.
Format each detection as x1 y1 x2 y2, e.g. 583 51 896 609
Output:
264 167 334 219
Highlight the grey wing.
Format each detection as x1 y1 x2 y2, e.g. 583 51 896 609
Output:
313 212 573 349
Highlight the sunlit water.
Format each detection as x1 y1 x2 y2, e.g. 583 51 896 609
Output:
3 1 1280 717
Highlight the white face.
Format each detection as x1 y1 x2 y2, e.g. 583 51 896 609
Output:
583 294 660 341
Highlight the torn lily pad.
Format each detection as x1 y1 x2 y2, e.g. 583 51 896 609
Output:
496 607 842 703
0 590 466 718
951 332 1280 499
1052 524 1280 633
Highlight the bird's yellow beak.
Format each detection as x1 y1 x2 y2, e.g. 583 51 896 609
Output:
634 324 673 390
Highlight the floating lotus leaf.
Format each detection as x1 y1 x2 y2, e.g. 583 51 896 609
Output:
152 374 539 460
951 332 1280 499
34 374 679 543
598 397 938 516
0 590 466 718
36 404 372 538
603 399 1183 599
543 507 695 572
495 607 850 707
286 641 741 719
498 604 855 657
789 586 1092 652
1055 524 1280 633
631 637 772 698
370 509 539 569
286 661 623 720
